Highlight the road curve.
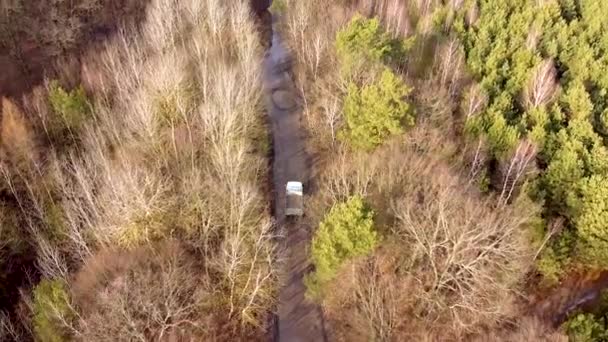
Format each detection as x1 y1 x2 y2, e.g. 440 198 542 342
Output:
262 19 327 342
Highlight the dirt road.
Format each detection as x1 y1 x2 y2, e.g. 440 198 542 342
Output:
263 20 327 342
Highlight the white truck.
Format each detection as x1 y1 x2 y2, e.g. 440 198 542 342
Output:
285 181 303 217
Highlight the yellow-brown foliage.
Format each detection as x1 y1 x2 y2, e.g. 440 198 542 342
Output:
0 0 278 340
0 98 37 168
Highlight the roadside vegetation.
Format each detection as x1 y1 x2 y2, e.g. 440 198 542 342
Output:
0 0 277 340
280 0 608 340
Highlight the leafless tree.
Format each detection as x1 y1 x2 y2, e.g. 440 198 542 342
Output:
462 84 488 120
391 178 534 334
533 217 565 260
523 59 558 110
465 1 480 27
323 150 379 203
498 139 538 207
0 311 20 342
0 0 279 339
321 95 341 144
436 37 465 96
467 137 488 183
74 243 205 341
356 0 412 37
321 251 412 342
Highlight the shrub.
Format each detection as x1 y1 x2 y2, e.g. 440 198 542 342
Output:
43 200 68 245
47 80 91 140
270 0 287 13
32 279 73 342
564 313 608 342
72 243 207 340
339 68 413 150
574 175 608 266
307 195 377 299
600 109 608 135
335 14 402 76
1 97 36 166
537 230 574 285
152 83 197 131
116 210 171 249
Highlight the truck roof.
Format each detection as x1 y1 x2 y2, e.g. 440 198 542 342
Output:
286 181 303 193
286 181 303 216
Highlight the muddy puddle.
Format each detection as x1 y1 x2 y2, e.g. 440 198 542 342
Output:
533 271 608 326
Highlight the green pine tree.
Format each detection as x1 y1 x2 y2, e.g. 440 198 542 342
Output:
307 195 377 299
339 68 414 150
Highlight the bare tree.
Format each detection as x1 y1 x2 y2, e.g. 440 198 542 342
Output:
3 0 280 340
498 139 537 207
321 252 412 342
467 137 488 183
0 311 20 342
350 256 408 341
533 217 565 260
462 84 488 120
391 179 534 335
74 243 205 341
523 59 558 110
357 0 412 37
323 150 379 203
436 37 465 95
321 95 341 144
465 1 480 27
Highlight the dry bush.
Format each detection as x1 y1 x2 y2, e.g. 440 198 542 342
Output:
0 98 38 168
71 242 207 341
71 241 276 341
472 316 568 342
323 249 413 342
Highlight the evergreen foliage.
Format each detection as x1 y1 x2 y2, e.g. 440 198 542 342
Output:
455 0 608 275
32 279 73 342
564 313 608 342
335 14 407 77
574 175 608 266
339 68 413 150
307 195 377 298
48 80 91 140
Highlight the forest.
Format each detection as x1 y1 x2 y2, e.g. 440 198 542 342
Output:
0 0 276 340
0 0 606 341
278 0 608 340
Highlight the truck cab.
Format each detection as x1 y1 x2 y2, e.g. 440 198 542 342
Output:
285 181 303 217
